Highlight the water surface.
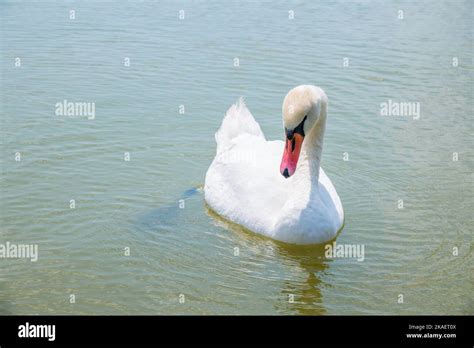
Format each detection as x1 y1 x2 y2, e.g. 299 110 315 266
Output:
0 0 472 314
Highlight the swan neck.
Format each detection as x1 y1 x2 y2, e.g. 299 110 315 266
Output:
301 124 324 183
297 105 327 186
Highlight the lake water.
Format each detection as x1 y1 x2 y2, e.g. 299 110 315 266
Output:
1 1 472 315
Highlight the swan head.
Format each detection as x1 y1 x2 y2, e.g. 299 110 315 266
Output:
280 85 327 178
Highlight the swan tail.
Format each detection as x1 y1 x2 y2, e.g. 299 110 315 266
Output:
215 97 265 153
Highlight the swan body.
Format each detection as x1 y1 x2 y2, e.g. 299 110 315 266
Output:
204 85 344 244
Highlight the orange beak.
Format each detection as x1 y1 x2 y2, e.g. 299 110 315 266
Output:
280 133 304 178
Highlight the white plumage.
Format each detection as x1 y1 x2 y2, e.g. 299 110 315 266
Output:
204 86 344 244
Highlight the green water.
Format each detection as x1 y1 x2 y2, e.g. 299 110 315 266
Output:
1 0 472 315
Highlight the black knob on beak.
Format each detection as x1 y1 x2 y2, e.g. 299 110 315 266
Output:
282 168 290 178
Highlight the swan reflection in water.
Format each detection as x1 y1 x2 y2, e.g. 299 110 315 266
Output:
274 243 331 315
206 205 333 316
133 191 334 316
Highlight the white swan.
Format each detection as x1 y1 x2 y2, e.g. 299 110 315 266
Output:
204 85 344 244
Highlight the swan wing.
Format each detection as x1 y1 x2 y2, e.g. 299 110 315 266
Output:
215 98 265 154
205 99 288 235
